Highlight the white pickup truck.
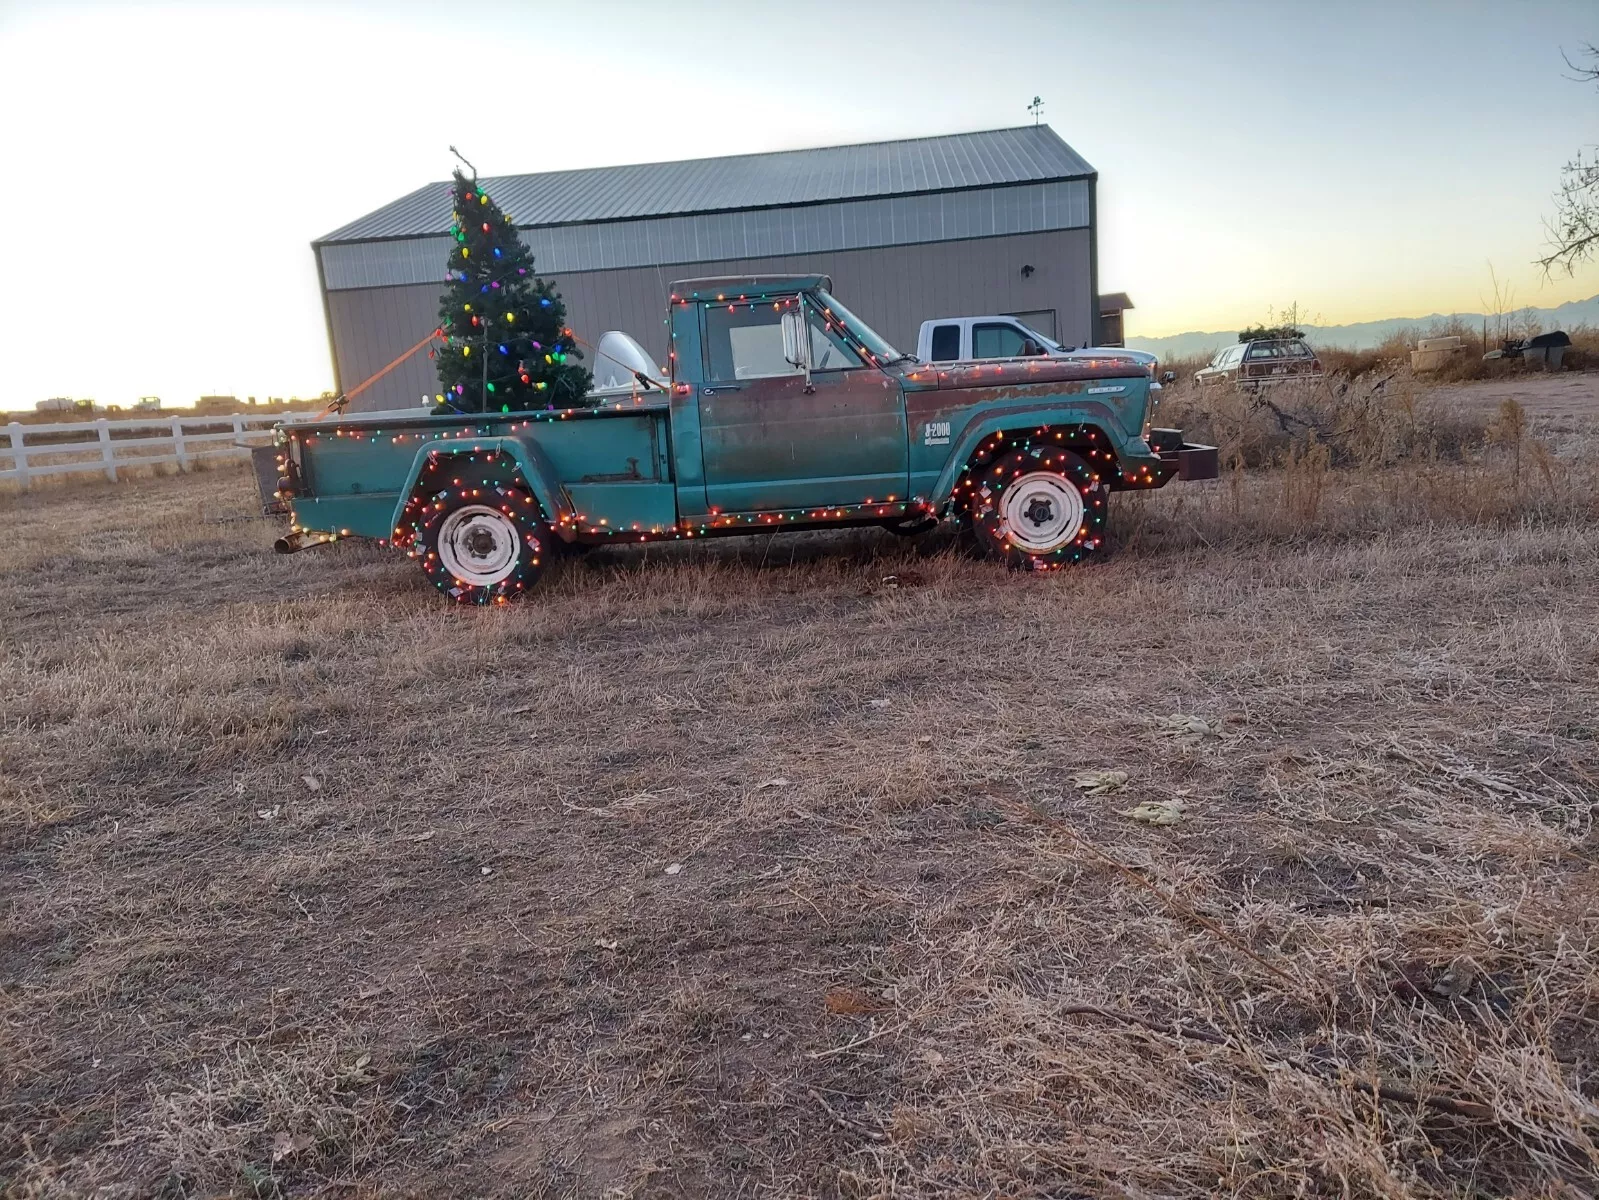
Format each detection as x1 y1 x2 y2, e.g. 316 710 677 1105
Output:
915 315 1162 384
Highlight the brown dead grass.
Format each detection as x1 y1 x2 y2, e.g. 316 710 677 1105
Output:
2 381 1598 1197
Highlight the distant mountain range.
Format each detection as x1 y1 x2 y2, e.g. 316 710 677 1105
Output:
1125 294 1599 361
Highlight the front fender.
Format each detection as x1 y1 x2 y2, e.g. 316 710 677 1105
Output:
388 434 576 541
929 401 1152 506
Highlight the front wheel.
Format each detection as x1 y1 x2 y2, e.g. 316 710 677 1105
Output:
969 446 1107 570
413 488 549 603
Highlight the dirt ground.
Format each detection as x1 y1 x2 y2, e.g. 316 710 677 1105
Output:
2 378 1598 1198
1428 370 1599 430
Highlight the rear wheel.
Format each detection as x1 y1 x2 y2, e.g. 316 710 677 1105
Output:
414 489 548 604
969 446 1107 569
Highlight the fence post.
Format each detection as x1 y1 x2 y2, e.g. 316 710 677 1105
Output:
96 418 117 481
5 422 29 490
171 416 189 471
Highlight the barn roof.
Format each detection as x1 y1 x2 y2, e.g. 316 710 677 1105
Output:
318 125 1094 244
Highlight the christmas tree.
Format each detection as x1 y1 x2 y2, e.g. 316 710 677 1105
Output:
432 166 591 412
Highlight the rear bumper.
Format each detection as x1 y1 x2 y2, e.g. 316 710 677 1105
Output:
1239 372 1324 389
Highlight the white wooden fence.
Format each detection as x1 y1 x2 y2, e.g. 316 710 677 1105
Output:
1 412 314 489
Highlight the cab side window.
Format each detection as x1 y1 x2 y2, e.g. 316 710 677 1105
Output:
703 302 802 381
929 323 961 361
972 322 1027 359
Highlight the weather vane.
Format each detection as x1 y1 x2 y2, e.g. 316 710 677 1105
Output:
1027 96 1044 125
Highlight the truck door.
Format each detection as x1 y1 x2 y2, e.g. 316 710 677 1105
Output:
698 297 908 513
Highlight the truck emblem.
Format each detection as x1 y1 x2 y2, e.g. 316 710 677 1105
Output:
1086 385 1126 395
923 420 951 446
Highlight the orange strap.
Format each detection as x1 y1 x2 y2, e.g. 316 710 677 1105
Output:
318 319 663 421
319 329 441 419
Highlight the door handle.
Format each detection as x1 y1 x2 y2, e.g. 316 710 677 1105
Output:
702 384 742 395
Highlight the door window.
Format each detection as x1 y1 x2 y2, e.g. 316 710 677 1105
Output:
972 322 1029 359
703 301 803 381
808 307 862 370
928 323 961 362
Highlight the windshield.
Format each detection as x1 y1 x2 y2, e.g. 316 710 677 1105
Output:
813 289 905 362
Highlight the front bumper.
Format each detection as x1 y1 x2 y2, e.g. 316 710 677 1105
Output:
1159 442 1219 481
1117 429 1218 488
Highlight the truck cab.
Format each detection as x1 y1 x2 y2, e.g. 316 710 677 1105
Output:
274 275 1216 603
916 314 1161 384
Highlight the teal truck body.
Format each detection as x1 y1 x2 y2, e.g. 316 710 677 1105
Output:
273 275 1216 602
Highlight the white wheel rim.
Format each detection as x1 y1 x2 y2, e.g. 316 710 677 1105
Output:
1000 470 1085 553
437 505 521 586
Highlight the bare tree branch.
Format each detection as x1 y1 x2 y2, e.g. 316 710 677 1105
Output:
1561 41 1599 82
1541 44 1599 275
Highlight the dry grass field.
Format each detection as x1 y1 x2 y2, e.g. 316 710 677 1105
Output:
3 374 1599 1198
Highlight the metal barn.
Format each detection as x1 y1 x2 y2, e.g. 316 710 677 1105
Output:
313 125 1112 412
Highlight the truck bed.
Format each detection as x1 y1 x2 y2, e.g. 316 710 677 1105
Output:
286 404 674 542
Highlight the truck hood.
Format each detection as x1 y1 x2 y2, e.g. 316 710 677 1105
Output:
900 357 1149 391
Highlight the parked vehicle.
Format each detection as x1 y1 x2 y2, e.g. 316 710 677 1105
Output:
915 315 1161 381
1496 330 1570 369
1195 338 1324 389
271 275 1216 603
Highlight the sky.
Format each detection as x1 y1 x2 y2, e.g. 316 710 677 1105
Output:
1 0 1596 407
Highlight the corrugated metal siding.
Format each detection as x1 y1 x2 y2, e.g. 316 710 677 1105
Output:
333 229 1093 413
321 180 1089 290
326 285 443 409
320 126 1093 242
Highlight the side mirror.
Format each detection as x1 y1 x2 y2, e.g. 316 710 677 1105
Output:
781 306 814 392
781 309 807 369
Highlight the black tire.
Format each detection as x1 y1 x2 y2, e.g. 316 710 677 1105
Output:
969 446 1108 570
410 483 549 604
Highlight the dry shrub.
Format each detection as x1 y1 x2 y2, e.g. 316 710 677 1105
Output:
1156 371 1488 471
1157 351 1217 382
1119 437 1599 550
1318 320 1599 382
1159 322 1597 386
1279 436 1331 523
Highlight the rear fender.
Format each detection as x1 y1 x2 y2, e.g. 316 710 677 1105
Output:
388 434 576 542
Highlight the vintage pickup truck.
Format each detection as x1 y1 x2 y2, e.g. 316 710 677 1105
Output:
272 275 1217 603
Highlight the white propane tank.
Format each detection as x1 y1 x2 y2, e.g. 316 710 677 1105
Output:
589 331 667 396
